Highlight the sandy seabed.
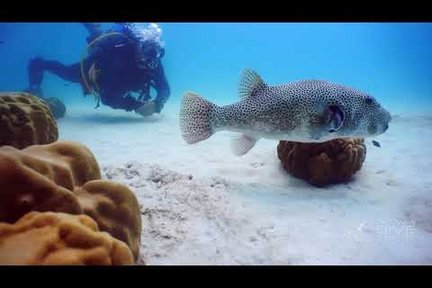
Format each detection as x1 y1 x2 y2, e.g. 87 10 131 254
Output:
58 102 432 264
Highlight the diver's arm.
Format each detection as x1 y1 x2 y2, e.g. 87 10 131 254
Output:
151 62 171 113
100 90 144 112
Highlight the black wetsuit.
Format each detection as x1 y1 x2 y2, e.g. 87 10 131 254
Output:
27 23 170 113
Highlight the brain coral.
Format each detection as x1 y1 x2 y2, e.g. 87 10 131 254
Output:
277 138 366 187
0 141 142 260
0 211 133 265
0 92 58 149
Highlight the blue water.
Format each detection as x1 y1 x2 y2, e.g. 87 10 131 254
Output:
1 22 431 113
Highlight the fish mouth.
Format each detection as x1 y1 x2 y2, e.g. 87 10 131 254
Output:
381 108 392 133
327 105 345 133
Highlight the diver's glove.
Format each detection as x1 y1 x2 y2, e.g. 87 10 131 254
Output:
135 100 157 117
153 100 164 113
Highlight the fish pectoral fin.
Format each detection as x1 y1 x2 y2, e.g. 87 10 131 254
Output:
238 69 267 99
231 134 259 156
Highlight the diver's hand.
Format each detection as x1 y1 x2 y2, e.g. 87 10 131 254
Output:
135 101 157 117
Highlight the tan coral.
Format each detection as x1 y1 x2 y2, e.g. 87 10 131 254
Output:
0 211 134 265
75 180 142 261
277 138 366 187
0 92 58 149
0 141 100 224
0 141 142 260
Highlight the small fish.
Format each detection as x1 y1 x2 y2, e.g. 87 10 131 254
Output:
372 140 381 147
180 69 392 156
0 39 4 44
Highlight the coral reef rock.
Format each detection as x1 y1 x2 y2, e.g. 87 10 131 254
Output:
0 211 134 265
0 141 141 260
0 92 58 149
277 138 366 187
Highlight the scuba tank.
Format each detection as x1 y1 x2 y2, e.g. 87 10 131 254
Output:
80 27 136 108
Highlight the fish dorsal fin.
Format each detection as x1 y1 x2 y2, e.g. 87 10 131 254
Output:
238 69 267 99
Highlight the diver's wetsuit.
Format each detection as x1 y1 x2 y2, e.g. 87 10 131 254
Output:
27 23 170 113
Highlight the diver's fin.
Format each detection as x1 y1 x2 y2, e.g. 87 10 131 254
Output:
180 91 218 144
238 69 267 99
231 134 259 156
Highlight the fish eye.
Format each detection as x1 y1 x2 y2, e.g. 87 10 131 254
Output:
365 96 374 105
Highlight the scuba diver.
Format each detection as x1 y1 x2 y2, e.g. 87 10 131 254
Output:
25 22 171 117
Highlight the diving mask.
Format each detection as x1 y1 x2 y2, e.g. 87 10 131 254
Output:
138 56 159 69
137 43 162 69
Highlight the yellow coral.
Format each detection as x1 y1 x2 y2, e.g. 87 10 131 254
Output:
0 211 134 265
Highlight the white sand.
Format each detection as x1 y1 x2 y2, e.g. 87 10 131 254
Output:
58 102 432 264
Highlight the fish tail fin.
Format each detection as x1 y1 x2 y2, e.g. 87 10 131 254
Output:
180 91 219 144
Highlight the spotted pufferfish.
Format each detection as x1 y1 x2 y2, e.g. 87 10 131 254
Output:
179 69 391 156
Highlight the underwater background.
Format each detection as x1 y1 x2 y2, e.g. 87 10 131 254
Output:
0 22 431 114
1 22 432 264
